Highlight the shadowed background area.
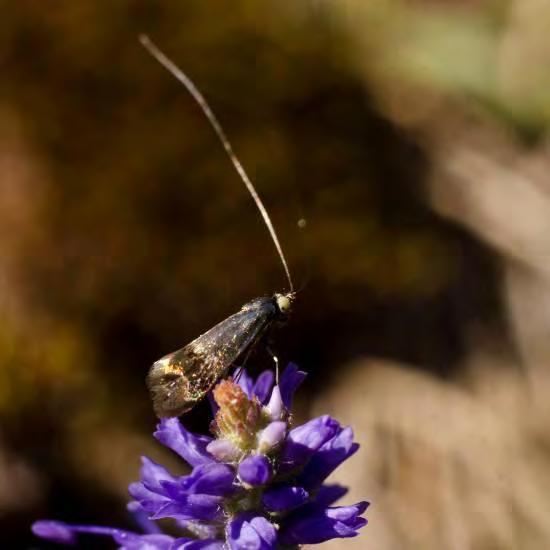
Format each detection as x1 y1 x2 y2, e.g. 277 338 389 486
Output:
2 1 550 548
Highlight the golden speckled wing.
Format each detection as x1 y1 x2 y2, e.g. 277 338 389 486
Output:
147 297 277 417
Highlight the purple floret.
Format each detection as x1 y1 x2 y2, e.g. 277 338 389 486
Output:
227 512 277 550
279 415 341 472
238 454 273 486
280 501 370 545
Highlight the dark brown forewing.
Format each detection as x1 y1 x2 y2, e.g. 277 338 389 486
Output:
147 297 277 417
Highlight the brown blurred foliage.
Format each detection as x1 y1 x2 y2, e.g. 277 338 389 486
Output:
1 0 549 548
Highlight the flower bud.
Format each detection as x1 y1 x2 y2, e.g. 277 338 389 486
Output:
266 385 284 420
257 421 286 454
211 380 263 450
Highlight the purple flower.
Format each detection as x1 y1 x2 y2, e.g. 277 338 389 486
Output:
278 363 306 409
280 501 370 545
227 512 277 550
32 364 368 548
279 415 341 472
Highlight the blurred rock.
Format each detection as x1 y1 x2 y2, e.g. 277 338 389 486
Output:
314 358 550 549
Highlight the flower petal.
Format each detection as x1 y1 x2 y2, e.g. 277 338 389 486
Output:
325 501 369 521
140 456 177 494
31 521 172 548
297 426 359 490
115 532 175 549
32 521 76 544
227 512 277 550
236 370 254 398
279 415 340 472
262 486 309 512
279 363 306 409
154 418 214 467
163 463 236 497
280 501 369 545
128 482 169 514
171 538 225 550
251 370 274 403
127 501 163 534
151 494 223 521
238 454 272 486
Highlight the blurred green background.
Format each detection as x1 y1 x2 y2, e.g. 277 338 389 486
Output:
2 1 550 548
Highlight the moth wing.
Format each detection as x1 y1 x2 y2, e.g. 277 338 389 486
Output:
147 300 274 417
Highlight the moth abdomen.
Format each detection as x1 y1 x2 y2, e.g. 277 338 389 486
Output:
146 360 194 417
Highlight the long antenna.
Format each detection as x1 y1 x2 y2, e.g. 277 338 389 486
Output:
139 34 294 292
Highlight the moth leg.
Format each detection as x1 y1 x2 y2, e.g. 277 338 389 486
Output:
233 365 245 383
266 346 280 385
232 346 255 384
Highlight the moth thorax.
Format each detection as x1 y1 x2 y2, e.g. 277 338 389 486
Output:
275 292 294 316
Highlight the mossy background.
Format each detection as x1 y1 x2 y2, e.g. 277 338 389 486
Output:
2 1 550 548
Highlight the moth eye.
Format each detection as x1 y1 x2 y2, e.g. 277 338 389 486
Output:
276 294 291 314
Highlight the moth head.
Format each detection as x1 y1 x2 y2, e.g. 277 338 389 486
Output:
274 292 294 317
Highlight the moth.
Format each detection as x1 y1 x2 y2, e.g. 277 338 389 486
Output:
140 36 295 418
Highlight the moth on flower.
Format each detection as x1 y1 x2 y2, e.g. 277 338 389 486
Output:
32 365 369 548
140 36 296 418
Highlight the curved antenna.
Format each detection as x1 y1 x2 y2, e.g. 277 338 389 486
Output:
139 34 294 293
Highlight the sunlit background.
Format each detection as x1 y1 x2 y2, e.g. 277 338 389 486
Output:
2 1 550 548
